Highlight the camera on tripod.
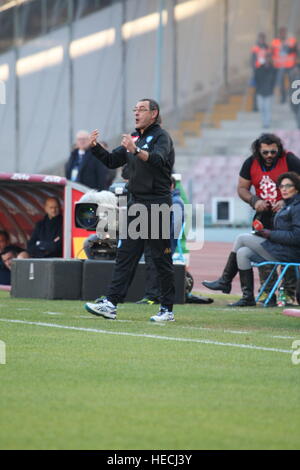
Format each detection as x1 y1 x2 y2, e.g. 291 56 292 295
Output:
74 182 128 259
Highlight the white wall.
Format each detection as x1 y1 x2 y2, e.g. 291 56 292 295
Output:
0 50 16 172
0 0 296 175
17 27 70 173
72 2 123 141
227 0 274 80
176 0 224 107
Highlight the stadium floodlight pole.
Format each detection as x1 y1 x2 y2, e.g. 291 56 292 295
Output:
223 0 229 89
154 0 166 103
273 0 279 37
67 0 74 154
171 0 178 111
121 0 127 133
13 1 20 172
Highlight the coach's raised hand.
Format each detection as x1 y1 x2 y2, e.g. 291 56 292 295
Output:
121 134 135 153
89 129 99 147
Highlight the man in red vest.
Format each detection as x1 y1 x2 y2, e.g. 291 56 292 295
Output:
271 27 298 103
251 33 270 69
238 133 300 304
204 134 300 305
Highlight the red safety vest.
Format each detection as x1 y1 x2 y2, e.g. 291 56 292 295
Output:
251 45 270 68
250 155 289 205
271 37 297 68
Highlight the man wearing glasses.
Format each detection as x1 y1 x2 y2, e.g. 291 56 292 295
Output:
207 133 300 305
239 134 300 305
84 99 175 322
238 133 300 233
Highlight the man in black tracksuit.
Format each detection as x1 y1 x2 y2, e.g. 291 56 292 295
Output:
85 98 176 322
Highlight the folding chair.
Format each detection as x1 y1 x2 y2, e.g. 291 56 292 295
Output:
253 261 300 307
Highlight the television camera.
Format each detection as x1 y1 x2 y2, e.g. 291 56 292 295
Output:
75 182 127 259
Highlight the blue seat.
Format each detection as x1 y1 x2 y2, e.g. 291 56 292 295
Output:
252 261 300 307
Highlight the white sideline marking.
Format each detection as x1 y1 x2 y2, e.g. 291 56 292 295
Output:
43 311 63 316
180 325 295 340
77 316 138 324
272 335 296 339
0 318 292 354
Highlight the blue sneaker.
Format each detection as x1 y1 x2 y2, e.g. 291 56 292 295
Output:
85 298 117 320
150 307 175 322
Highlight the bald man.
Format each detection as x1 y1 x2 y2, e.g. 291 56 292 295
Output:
27 197 63 258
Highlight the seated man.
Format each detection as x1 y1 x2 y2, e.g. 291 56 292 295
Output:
27 197 63 258
0 246 29 285
0 230 25 285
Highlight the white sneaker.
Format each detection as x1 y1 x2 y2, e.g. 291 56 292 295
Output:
85 298 117 320
150 307 175 322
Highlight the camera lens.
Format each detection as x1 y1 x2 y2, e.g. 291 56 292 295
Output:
75 203 99 230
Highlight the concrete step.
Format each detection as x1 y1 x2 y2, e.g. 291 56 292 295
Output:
221 120 297 131
237 110 293 121
184 135 257 148
178 125 297 151
197 146 251 157
173 98 298 178
200 128 267 139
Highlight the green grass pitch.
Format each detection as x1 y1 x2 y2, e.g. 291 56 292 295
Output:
0 290 300 450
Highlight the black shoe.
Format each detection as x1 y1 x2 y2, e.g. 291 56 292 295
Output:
202 252 238 294
185 293 214 304
229 298 256 307
228 269 256 307
202 279 231 293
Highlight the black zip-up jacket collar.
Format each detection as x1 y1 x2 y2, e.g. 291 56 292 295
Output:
133 122 160 139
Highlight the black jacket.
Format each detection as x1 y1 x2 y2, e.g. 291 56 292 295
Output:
0 244 25 285
0 264 10 285
262 193 300 262
254 64 277 96
90 123 175 202
65 148 115 190
27 214 63 258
